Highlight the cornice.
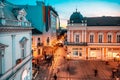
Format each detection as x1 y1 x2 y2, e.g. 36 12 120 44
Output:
0 27 33 33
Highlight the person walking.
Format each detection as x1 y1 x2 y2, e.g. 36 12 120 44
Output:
94 69 98 77
53 73 57 80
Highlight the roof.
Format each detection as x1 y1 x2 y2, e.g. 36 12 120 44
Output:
32 28 42 35
69 9 83 24
86 17 120 26
0 1 31 27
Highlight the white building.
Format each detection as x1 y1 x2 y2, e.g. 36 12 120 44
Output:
0 1 32 80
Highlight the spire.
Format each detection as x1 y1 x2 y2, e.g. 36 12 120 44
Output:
76 8 77 12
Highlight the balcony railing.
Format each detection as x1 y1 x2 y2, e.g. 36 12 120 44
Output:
37 43 43 47
0 18 31 27
0 54 32 80
88 42 120 46
65 42 87 46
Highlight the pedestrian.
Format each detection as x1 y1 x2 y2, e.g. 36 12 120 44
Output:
94 69 98 77
53 74 57 80
112 69 116 78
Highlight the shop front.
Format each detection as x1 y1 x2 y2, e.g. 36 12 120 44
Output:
88 48 102 60
68 47 86 59
107 48 120 60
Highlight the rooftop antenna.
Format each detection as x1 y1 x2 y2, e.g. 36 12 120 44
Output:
76 4 78 12
76 8 77 12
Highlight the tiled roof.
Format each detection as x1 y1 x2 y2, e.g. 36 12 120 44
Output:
86 17 120 26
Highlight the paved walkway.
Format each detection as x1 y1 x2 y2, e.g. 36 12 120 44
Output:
49 47 120 80
56 60 112 80
34 47 120 80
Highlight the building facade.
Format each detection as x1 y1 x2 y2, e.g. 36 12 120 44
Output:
44 5 59 46
66 10 120 60
32 28 43 58
19 2 59 57
0 1 32 80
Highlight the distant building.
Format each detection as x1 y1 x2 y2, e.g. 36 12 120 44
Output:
0 1 32 80
66 9 120 60
32 28 43 58
18 2 59 57
43 5 59 46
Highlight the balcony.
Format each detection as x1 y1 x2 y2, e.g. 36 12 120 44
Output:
37 43 43 47
0 54 32 80
0 18 31 27
88 42 120 46
65 42 87 46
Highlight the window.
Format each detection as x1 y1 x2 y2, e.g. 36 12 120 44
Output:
99 35 102 43
38 49 40 55
38 38 40 42
47 37 50 45
73 51 78 56
20 37 28 58
0 49 5 76
0 50 2 76
79 52 82 56
90 35 94 43
0 43 8 76
21 44 25 58
75 35 79 43
108 35 112 43
117 35 120 43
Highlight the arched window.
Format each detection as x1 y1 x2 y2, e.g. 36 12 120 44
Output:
117 33 120 43
76 35 79 43
20 37 28 58
74 33 80 43
98 33 103 43
0 43 8 76
89 33 94 43
107 33 112 43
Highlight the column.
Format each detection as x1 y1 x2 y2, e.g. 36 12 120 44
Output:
82 30 84 42
71 30 73 42
67 30 70 42
85 30 86 42
11 35 16 66
104 32 107 43
113 32 116 43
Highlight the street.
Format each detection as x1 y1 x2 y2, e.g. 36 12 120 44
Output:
49 47 119 80
34 47 120 80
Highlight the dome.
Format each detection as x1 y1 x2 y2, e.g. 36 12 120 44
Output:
69 9 83 23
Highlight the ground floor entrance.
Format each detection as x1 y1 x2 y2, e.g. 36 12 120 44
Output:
67 46 120 60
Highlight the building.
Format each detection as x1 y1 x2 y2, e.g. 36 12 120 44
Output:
66 9 120 60
0 1 32 80
18 2 59 57
43 5 59 46
32 28 43 58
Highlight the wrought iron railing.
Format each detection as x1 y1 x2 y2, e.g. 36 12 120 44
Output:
65 42 87 46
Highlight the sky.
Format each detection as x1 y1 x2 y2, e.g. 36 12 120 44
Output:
7 0 120 28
